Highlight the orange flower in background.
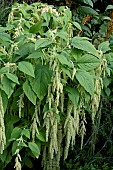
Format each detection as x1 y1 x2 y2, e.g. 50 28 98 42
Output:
82 15 92 25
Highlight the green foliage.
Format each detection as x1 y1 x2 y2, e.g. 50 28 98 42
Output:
0 1 113 170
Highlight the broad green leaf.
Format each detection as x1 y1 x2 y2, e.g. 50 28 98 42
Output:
76 70 94 96
77 54 100 71
71 48 83 60
6 121 14 141
20 8 29 18
11 127 22 139
30 65 52 100
19 142 28 147
6 73 19 84
43 103 49 113
28 142 40 157
11 115 20 124
106 5 113 11
1 76 16 98
42 12 50 26
21 129 30 139
98 41 111 53
0 32 11 42
62 67 71 79
18 61 35 77
73 22 82 31
24 157 33 168
0 67 9 74
103 78 111 88
13 87 23 97
17 42 35 58
12 141 18 156
101 16 111 21
26 50 43 59
23 80 36 105
64 8 72 21
82 0 93 7
77 6 98 15
0 149 8 162
35 38 53 50
25 21 31 28
58 53 73 68
36 132 46 142
71 36 98 57
29 21 42 34
5 153 12 165
66 87 79 106
32 13 40 20
105 88 111 96
56 30 67 41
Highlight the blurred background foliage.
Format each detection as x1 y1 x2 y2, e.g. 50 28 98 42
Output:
1 0 113 170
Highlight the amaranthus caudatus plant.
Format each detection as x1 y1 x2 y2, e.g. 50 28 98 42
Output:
0 2 111 170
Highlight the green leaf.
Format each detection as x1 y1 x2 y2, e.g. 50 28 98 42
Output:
71 36 98 57
98 41 111 53
36 132 46 142
66 87 79 107
77 54 100 71
21 129 30 139
24 157 33 168
82 0 93 7
5 153 12 165
30 65 52 100
0 149 8 162
73 22 82 31
28 142 40 157
0 32 11 42
11 115 20 124
106 5 113 11
16 42 35 58
101 16 111 21
12 141 18 156
103 78 111 88
0 67 9 74
56 30 67 41
71 48 83 60
6 73 19 84
58 53 73 68
1 76 16 98
77 6 98 15
18 61 35 77
35 38 53 50
6 121 14 141
26 50 43 59
62 67 71 79
42 12 50 26
19 142 28 147
23 80 36 105
29 21 42 34
11 127 22 140
76 70 94 96
105 88 111 96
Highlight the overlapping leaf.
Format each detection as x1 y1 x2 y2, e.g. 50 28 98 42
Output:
1 76 16 98
29 65 52 100
76 70 94 96
35 39 54 50
23 80 37 105
71 36 98 57
77 54 100 71
18 61 35 77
